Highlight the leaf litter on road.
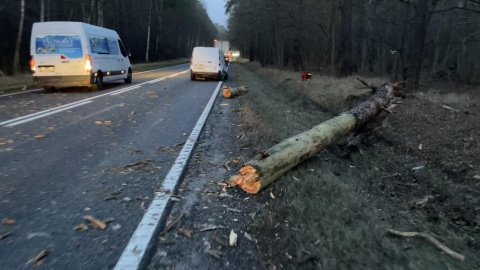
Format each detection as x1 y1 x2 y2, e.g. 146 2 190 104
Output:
26 250 48 266
83 215 107 230
1 218 16 225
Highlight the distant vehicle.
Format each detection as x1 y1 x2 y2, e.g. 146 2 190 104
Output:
230 50 240 62
30 21 132 92
214 40 231 63
190 47 228 81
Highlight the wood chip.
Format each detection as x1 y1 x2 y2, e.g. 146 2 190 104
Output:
204 249 224 259
83 215 107 230
0 231 12 240
229 229 238 246
2 219 16 225
74 223 89 231
179 228 193 238
26 250 48 266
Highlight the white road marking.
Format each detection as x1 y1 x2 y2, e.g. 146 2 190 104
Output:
114 81 223 270
0 88 42 98
6 101 93 127
0 70 189 127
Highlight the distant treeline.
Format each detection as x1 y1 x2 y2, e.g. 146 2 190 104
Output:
0 0 218 75
226 0 480 87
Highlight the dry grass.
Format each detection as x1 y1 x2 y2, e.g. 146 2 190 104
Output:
234 62 480 270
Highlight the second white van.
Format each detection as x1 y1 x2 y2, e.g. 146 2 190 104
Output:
30 21 132 92
190 47 228 81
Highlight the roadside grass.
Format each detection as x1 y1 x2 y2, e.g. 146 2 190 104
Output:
234 62 479 269
0 58 189 93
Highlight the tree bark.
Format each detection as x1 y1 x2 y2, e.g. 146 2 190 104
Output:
406 0 429 90
223 86 248 99
13 0 25 74
231 83 399 193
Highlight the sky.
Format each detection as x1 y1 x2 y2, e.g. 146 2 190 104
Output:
204 0 229 27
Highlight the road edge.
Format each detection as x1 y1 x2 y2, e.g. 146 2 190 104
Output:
113 81 223 270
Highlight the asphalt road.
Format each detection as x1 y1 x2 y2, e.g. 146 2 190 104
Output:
0 63 222 269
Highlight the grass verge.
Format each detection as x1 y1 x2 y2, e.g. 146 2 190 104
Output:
233 62 480 270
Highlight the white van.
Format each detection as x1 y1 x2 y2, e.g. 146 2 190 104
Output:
30 21 132 92
190 47 228 81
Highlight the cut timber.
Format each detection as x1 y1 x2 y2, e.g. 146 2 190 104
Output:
223 86 248 99
232 83 399 193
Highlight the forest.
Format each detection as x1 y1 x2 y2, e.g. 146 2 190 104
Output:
0 0 218 76
226 0 480 89
3 1 480 90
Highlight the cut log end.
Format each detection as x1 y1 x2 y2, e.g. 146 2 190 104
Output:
223 89 233 98
231 165 261 193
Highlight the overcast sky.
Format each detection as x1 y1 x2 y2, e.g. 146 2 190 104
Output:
204 0 229 27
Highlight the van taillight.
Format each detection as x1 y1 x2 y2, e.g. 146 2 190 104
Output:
29 56 35 73
85 54 92 73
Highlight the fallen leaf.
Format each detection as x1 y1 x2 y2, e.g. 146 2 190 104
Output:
5 148 13 151
199 224 224 232
270 192 275 199
2 219 16 225
219 193 233 198
220 103 229 106
34 135 46 139
204 249 224 259
95 121 102 125
84 215 106 230
229 230 238 246
170 197 181 202
0 142 6 146
293 176 300 181
244 232 254 241
226 207 242 213
26 250 48 266
74 223 89 231
418 144 423 150
285 252 293 260
104 121 112 125
179 228 193 238
474 175 480 180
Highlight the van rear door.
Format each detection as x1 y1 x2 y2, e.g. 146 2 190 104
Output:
33 34 85 76
192 48 220 73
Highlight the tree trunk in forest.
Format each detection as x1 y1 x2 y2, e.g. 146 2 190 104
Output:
330 0 339 74
40 0 45 22
339 0 353 76
97 0 104 27
145 0 153 62
406 0 428 90
13 0 25 74
231 83 400 193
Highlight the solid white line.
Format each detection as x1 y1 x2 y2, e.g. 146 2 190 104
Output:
6 101 93 127
0 70 188 127
114 81 223 270
0 88 42 98
109 86 141 96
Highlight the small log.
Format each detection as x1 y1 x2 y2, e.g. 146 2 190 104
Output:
232 83 399 193
223 86 248 99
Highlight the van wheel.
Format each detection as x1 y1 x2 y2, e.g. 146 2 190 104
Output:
92 75 103 91
191 72 196 81
124 69 132 84
43 86 55 93
217 71 223 81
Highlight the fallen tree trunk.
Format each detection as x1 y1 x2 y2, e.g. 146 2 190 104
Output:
231 83 401 193
223 86 248 99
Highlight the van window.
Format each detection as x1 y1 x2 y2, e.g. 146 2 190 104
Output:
107 39 119 55
118 40 127 57
35 34 83 58
90 36 109 54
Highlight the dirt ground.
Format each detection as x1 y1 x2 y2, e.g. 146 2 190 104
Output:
147 63 480 270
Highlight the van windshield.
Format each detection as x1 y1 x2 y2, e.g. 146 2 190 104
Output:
35 34 83 58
